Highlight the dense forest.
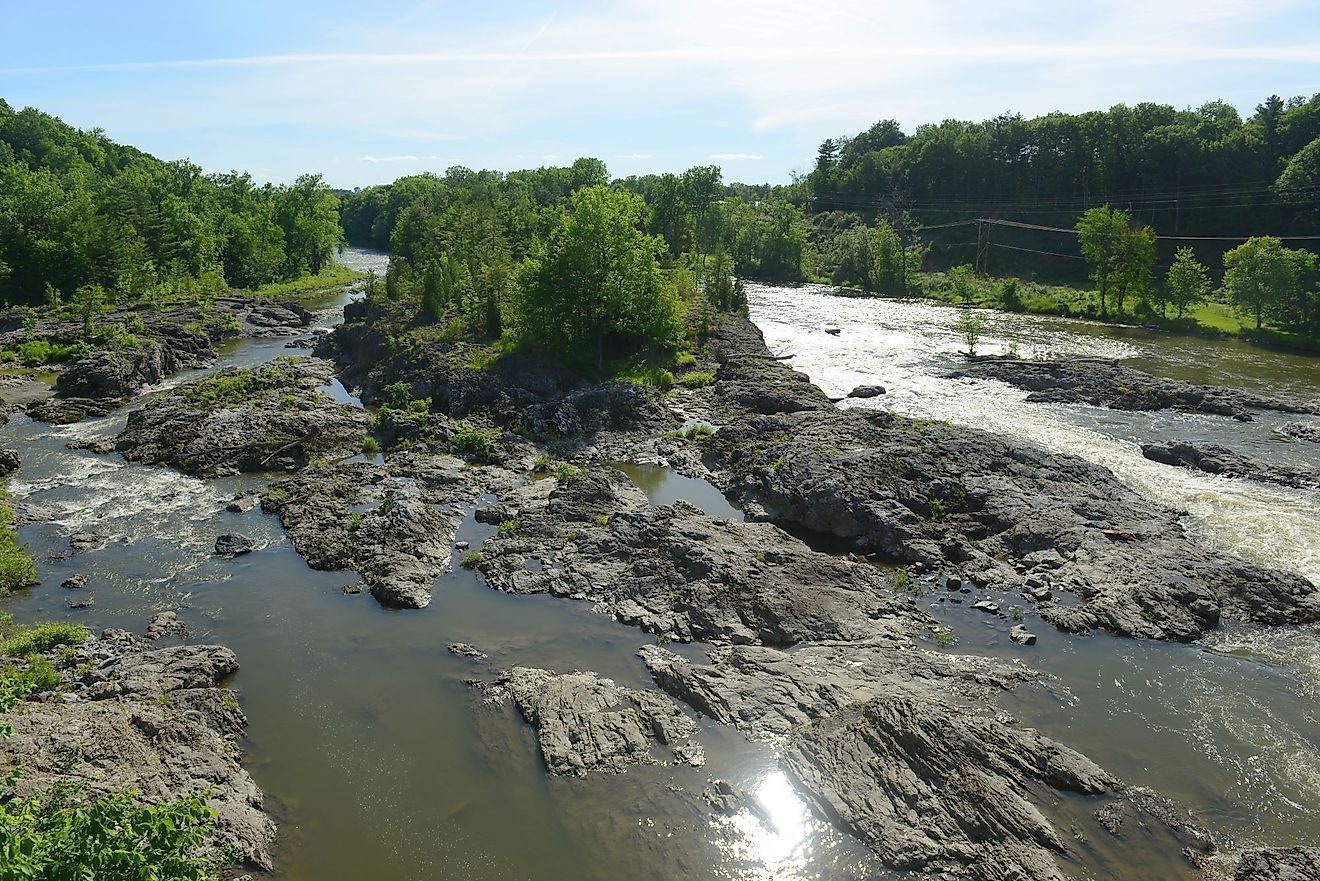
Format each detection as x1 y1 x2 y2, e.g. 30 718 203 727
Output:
0 100 344 308
804 94 1320 276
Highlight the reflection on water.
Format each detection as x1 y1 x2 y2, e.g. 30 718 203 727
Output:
612 461 744 521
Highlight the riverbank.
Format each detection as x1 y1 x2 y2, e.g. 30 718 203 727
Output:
2 262 1319 879
823 270 1320 357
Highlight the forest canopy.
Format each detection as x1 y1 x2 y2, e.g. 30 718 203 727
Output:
0 100 344 307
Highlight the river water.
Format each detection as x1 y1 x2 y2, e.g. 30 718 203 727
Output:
2 261 1317 879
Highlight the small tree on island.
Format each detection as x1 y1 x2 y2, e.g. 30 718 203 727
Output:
956 309 983 356
515 186 682 372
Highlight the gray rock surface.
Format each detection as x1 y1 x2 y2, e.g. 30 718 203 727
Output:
145 610 190 639
1279 422 1320 444
261 453 507 608
640 640 1209 881
55 332 212 401
477 468 914 645
484 666 704 776
847 384 886 398
1207 847 1320 881
1142 439 1320 489
215 533 256 557
702 318 1320 641
0 626 274 869
0 448 19 476
952 357 1318 419
112 358 369 477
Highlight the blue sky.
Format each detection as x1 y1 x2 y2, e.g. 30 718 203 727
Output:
3 0 1318 188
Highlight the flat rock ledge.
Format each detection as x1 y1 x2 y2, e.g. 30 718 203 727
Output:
476 467 914 646
112 357 369 477
952 357 1319 420
1142 440 1320 490
0 625 274 870
1279 421 1320 445
482 666 704 776
262 453 515 608
641 641 1213 881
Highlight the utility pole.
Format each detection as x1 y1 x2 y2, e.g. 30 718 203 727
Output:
975 218 991 275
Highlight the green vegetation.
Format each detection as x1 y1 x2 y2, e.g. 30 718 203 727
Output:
0 101 345 307
1223 236 1317 331
180 362 297 410
460 551 482 569
517 186 682 370
361 435 379 456
0 621 90 657
670 423 715 441
679 371 715 389
449 423 498 462
955 310 982 356
1165 248 1212 319
496 519 520 536
1075 206 1156 317
0 499 37 595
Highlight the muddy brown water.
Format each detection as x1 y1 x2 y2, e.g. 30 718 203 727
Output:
2 260 1318 879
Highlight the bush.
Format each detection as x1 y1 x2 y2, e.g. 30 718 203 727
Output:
382 382 413 410
670 423 715 441
450 424 497 462
0 622 90 657
361 435 379 456
674 351 697 368
0 786 217 881
679 371 715 389
1 656 63 693
0 506 38 595
460 551 482 569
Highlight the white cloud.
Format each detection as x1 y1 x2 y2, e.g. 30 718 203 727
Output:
710 153 764 161
617 152 653 159
388 129 463 142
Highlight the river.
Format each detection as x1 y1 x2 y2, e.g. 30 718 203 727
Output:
1 260 1317 879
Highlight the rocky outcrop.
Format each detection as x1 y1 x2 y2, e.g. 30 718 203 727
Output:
701 319 1320 641
327 299 668 440
0 625 274 869
55 330 213 401
1204 847 1320 881
1279 421 1320 444
1142 440 1320 489
482 666 704 776
952 358 1319 420
0 447 18 476
476 468 913 645
261 453 509 608
215 533 257 557
847 384 885 398
641 640 1211 881
112 358 369 477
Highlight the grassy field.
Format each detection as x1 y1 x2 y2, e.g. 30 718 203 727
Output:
247 262 368 301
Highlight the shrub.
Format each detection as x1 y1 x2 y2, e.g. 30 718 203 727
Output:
679 371 715 389
450 424 497 462
554 462 585 482
1 656 63 693
670 423 715 441
382 382 413 410
0 506 38 595
674 351 697 368
345 512 364 532
361 435 379 456
0 622 90 658
496 519 520 536
460 551 482 569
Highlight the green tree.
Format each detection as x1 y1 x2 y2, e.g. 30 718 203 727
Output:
1222 236 1310 330
515 186 681 371
946 264 977 304
1076 206 1154 316
1164 247 1211 319
956 309 983 355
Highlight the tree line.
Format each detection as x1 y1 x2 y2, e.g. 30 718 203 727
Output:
0 100 344 308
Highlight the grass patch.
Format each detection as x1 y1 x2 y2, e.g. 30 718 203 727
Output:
679 371 715 389
0 501 38 595
0 622 90 658
180 362 297 410
669 423 715 441
246 261 366 300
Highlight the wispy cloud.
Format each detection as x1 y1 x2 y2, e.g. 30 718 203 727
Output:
359 154 444 163
710 152 764 161
616 152 653 159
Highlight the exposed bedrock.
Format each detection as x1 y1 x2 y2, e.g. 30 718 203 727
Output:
1142 439 1320 489
112 358 368 477
951 357 1320 420
698 318 1320 641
